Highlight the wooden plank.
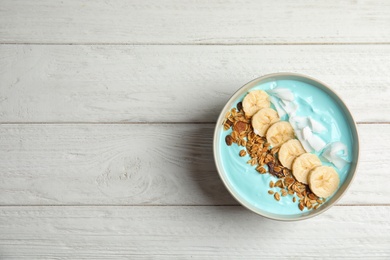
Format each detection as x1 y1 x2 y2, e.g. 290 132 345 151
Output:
0 206 389 259
1 45 390 123
0 123 387 206
1 0 390 44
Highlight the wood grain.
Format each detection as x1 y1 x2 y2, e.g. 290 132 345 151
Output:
1 45 390 123
1 0 390 44
0 206 389 259
1 1 389 258
0 123 387 206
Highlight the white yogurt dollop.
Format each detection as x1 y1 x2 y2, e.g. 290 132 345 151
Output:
267 86 350 171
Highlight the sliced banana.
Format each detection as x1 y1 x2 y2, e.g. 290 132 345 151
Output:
266 121 295 148
242 90 270 117
278 139 306 169
308 166 340 198
252 108 280 136
292 153 322 184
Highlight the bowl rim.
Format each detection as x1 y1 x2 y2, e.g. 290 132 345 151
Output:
213 72 360 221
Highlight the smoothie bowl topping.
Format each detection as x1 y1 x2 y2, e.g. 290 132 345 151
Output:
222 85 349 212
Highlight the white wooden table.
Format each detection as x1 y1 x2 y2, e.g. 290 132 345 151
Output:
1 1 390 259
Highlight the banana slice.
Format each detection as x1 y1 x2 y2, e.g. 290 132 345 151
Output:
292 153 322 184
242 90 270 117
278 139 306 169
308 166 340 198
266 121 295 148
252 108 280 136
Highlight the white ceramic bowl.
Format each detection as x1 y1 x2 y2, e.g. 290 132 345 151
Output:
213 73 359 221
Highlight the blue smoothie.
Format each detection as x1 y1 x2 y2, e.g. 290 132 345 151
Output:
219 79 353 215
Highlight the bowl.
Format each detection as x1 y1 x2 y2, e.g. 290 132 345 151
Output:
213 72 359 221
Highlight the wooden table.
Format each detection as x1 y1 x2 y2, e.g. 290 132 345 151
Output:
1 1 389 259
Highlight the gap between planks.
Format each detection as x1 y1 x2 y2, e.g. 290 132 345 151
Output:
0 122 389 125
0 204 389 207
2 42 390 46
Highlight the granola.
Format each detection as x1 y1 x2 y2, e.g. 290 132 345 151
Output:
223 101 326 211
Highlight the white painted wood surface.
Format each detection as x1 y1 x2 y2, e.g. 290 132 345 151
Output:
0 123 388 206
0 206 389 259
1 45 390 122
1 0 389 259
1 0 390 44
